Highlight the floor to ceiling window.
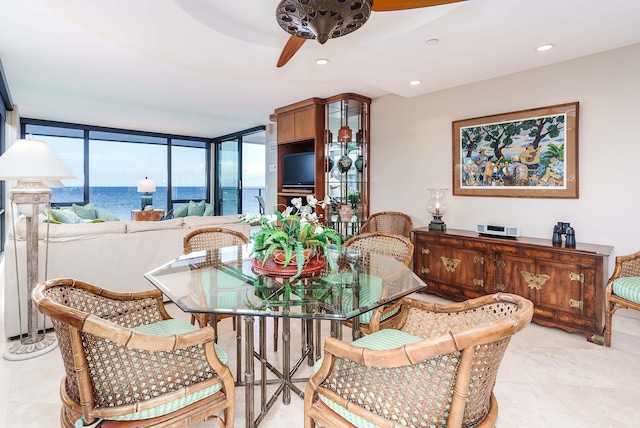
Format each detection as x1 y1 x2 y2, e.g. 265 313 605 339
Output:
22 119 210 221
214 126 266 216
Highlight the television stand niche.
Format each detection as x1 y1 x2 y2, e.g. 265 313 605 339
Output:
412 227 614 344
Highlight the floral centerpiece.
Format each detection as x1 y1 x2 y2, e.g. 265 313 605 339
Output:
244 195 342 278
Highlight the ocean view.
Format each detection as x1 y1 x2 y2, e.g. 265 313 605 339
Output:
51 186 264 220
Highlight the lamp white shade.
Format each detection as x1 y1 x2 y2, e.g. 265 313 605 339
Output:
0 139 76 181
137 178 156 193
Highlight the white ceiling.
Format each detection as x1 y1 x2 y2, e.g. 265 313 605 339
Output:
1 0 639 139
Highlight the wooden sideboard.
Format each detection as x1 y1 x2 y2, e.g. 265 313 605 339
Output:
413 228 614 344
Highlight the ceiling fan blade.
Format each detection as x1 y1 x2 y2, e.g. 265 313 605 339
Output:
371 0 466 12
277 36 307 68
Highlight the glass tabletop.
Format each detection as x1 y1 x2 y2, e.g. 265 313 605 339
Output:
144 245 427 321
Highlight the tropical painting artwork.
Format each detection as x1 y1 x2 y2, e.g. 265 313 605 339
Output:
452 103 579 198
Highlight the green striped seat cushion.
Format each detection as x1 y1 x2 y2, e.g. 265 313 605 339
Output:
81 319 228 424
316 329 423 428
612 277 640 303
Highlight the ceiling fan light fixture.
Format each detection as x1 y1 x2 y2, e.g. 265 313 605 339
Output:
276 0 372 43
410 80 422 86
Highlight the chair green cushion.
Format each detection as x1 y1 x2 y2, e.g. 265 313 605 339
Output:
339 274 400 324
316 329 423 428
612 277 640 303
94 318 230 422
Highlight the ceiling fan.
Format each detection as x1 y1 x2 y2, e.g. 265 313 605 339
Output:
276 0 466 67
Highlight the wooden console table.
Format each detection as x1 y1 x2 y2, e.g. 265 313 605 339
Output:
413 228 614 344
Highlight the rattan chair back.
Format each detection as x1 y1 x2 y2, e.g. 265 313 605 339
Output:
32 278 234 428
341 232 414 334
305 293 534 428
343 232 413 267
359 211 413 237
183 227 249 254
605 250 640 346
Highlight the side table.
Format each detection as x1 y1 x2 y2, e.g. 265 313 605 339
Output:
131 209 164 221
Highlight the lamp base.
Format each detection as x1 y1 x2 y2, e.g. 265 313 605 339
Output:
429 217 447 232
140 193 153 210
3 332 58 361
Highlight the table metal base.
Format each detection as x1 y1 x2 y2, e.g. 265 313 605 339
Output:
243 315 316 428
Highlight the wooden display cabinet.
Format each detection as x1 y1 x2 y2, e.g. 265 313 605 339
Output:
413 228 613 344
273 94 371 224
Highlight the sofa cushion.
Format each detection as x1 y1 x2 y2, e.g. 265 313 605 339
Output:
126 217 184 233
188 200 206 216
182 214 245 229
203 203 214 216
72 203 97 220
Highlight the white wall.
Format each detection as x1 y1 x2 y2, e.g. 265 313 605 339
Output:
264 122 278 214
371 43 640 273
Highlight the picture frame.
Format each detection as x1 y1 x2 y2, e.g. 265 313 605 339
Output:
452 102 579 198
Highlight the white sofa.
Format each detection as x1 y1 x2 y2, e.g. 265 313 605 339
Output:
3 215 251 338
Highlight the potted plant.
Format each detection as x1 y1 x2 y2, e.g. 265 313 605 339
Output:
347 189 360 209
245 195 342 278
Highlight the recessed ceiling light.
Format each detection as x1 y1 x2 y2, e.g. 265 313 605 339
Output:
410 80 422 86
315 58 329 65
536 44 554 52
425 38 439 45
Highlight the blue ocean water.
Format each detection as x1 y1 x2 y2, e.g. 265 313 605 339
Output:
51 186 264 220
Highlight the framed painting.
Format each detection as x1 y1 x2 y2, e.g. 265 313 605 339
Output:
452 102 579 198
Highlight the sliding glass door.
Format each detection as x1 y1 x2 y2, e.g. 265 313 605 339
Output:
214 126 266 216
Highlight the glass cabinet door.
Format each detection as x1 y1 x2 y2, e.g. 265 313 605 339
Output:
325 95 369 239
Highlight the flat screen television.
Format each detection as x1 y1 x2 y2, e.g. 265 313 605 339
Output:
282 151 315 188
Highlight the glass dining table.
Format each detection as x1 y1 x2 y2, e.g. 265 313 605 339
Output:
144 244 427 428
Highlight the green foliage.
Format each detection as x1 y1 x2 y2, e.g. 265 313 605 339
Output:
245 195 342 279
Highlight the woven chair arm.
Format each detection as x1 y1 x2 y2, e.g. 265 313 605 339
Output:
82 316 217 351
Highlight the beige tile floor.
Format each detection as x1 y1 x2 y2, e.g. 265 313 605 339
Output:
1 256 639 427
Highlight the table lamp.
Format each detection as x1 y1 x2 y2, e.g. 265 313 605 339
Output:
0 138 75 360
137 177 156 210
427 188 448 232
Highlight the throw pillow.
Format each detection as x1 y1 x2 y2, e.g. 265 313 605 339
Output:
187 200 206 216
54 208 83 224
173 204 189 218
203 203 214 216
95 207 120 222
72 203 97 220
41 209 62 224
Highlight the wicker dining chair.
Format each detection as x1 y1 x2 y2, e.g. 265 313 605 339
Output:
183 227 249 331
605 250 640 347
342 232 414 335
33 278 235 428
359 211 413 237
304 293 534 428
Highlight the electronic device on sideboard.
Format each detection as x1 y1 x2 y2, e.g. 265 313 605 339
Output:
476 224 520 239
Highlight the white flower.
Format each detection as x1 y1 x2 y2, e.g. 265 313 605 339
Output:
291 197 303 209
319 194 331 209
315 225 324 234
282 206 294 217
306 194 318 207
